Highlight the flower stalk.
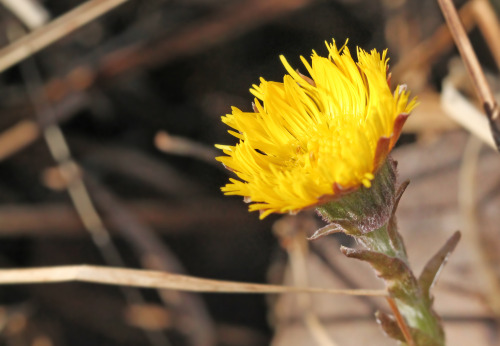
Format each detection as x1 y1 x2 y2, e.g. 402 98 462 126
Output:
316 158 460 346
216 39 460 345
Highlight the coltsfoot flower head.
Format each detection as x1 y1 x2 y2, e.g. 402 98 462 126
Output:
216 39 416 219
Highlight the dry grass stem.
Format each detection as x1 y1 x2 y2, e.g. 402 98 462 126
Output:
0 200 262 237
470 0 500 70
0 120 40 161
437 0 500 150
0 0 130 73
19 38 172 345
155 130 219 166
392 0 475 82
437 0 496 112
458 135 500 315
281 218 338 346
0 265 388 296
0 0 49 29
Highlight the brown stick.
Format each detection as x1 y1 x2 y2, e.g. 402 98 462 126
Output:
470 0 500 71
99 0 315 77
0 200 264 237
0 93 88 162
0 0 130 73
155 131 219 167
458 136 500 315
0 264 388 296
86 178 217 346
273 215 339 346
437 0 500 149
392 0 476 82
0 120 39 161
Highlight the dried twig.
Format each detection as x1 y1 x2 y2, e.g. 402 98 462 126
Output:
86 179 217 346
0 93 88 162
458 135 500 315
0 0 130 73
0 199 264 237
18 28 169 346
0 0 49 29
0 120 39 161
82 146 205 197
155 131 219 167
100 0 316 76
274 216 339 346
392 0 476 83
0 264 388 296
437 0 500 150
470 0 500 71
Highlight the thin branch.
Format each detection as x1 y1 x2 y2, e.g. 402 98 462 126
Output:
392 0 476 82
470 0 500 71
0 265 388 296
0 200 264 237
99 0 316 76
458 135 500 315
86 178 217 346
0 93 88 163
0 0 130 73
437 0 496 111
0 120 39 161
155 130 220 167
274 216 339 346
437 0 500 149
18 27 169 346
0 0 50 29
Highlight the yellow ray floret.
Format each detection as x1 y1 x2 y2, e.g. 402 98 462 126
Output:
216 39 416 219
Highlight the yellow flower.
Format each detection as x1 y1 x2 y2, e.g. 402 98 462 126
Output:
216 39 416 219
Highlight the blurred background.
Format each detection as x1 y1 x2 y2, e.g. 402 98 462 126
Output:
0 0 499 345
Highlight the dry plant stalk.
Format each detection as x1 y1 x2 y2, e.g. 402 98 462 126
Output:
0 120 39 161
470 0 500 70
0 0 130 73
392 0 476 82
0 0 49 29
437 0 500 149
458 136 500 314
0 264 387 297
155 130 219 166
273 216 338 346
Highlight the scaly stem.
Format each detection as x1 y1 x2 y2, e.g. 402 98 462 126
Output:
317 159 447 345
358 225 445 345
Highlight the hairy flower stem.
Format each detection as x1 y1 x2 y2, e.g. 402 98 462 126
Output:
357 225 445 346
317 159 448 345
